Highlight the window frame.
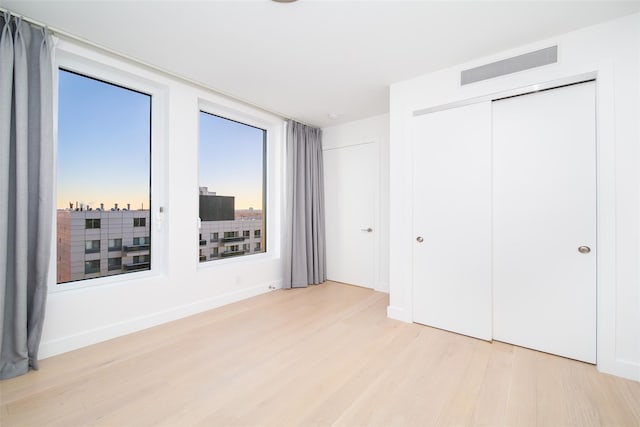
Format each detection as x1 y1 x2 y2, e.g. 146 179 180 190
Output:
85 239 100 254
50 47 167 292
107 257 122 271
197 102 274 269
85 218 101 229
108 238 123 251
84 260 100 275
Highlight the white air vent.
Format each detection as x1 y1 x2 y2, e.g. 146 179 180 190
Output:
461 46 558 85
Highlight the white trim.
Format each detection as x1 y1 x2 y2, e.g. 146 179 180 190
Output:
387 305 410 322
39 280 281 359
322 139 380 291
413 71 597 117
41 36 286 361
0 7 315 127
396 64 636 381
50 45 169 293
196 98 284 272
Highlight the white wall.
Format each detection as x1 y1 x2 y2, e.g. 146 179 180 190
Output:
389 14 640 381
41 38 285 358
322 114 390 292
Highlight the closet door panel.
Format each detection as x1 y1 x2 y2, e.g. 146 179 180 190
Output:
492 81 597 363
411 102 492 340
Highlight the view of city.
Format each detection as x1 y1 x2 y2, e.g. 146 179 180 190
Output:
56 71 267 283
198 112 266 263
56 69 152 283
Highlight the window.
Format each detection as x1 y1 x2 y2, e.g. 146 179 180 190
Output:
56 69 152 284
108 238 122 251
255 242 261 251
199 112 266 263
133 237 150 246
210 247 218 258
254 230 261 238
243 243 250 251
85 240 100 254
210 232 218 242
108 257 122 271
85 219 101 229
132 255 150 264
84 260 100 274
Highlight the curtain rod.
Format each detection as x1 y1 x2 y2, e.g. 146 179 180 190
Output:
0 7 317 128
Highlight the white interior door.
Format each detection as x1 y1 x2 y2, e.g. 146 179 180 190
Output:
324 143 377 289
412 102 492 340
492 81 597 363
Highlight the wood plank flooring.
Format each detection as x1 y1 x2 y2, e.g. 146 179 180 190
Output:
1 282 639 426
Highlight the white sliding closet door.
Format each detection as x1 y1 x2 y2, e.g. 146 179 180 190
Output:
412 102 492 341
492 81 597 363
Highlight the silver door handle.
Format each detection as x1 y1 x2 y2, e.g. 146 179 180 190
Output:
578 246 591 254
416 236 424 243
361 228 373 232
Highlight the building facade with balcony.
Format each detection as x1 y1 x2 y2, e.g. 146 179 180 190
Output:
56 208 151 283
198 187 264 262
199 219 264 262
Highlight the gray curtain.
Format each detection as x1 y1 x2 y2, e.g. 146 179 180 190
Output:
0 13 54 380
283 120 326 288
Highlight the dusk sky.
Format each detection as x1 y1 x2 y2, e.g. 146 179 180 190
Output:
199 112 265 210
58 70 265 212
57 69 151 210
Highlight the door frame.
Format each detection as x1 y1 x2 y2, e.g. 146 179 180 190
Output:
323 140 381 291
405 67 620 375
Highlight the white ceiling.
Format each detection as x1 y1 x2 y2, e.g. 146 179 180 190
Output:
3 0 639 127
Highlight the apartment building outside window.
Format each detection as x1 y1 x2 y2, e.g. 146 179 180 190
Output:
198 111 267 263
56 68 152 284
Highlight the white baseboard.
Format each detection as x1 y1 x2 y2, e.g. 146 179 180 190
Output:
598 358 640 382
387 305 411 323
375 281 390 293
39 280 281 359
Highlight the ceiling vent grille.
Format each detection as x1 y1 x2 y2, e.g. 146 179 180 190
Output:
461 46 557 85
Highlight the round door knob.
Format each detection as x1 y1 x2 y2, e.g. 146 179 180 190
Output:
416 236 424 243
578 246 591 254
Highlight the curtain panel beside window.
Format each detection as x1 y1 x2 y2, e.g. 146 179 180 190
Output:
283 120 326 288
0 13 54 380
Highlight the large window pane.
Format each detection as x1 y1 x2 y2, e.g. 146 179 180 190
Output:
199 112 266 262
56 69 152 284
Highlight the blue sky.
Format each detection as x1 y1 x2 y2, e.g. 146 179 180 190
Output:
199 112 265 210
58 69 265 212
57 69 151 210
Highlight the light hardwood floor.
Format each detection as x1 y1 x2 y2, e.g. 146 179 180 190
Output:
1 282 639 426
